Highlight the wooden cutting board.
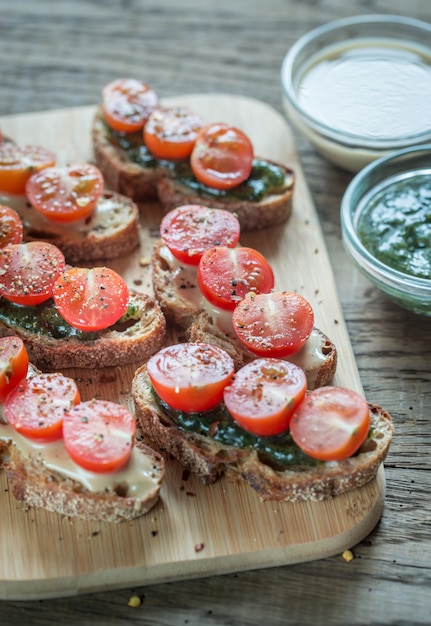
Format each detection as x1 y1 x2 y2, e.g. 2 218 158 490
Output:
0 95 385 600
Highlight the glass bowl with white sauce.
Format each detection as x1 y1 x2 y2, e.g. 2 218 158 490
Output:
281 15 431 172
340 145 431 316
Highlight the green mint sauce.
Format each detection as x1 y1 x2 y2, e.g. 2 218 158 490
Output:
154 392 319 469
105 122 288 202
0 296 141 341
357 171 431 280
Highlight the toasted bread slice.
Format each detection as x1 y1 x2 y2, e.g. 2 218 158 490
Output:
92 107 295 231
0 426 164 522
156 161 295 232
19 189 140 265
151 238 336 388
0 291 166 371
132 367 393 502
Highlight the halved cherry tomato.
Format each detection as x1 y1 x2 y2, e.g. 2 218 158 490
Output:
160 205 241 266
0 205 23 247
0 337 29 403
0 143 56 195
190 122 254 190
63 399 136 473
232 291 314 357
198 246 274 311
102 78 159 133
4 372 81 442
144 106 203 160
290 386 371 461
53 266 129 332
0 241 66 306
26 163 104 223
223 358 307 436
147 342 235 413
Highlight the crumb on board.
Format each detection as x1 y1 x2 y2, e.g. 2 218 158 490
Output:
342 549 355 562
139 256 151 267
128 595 142 608
194 543 205 553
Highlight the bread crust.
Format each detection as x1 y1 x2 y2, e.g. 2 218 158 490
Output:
0 430 165 522
23 190 140 265
132 367 393 502
0 291 166 370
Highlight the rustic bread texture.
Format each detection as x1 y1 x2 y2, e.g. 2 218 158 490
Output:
0 429 164 522
0 292 166 370
23 190 140 265
156 164 295 232
132 367 393 503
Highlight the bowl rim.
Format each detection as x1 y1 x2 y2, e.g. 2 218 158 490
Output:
340 144 431 296
280 14 431 149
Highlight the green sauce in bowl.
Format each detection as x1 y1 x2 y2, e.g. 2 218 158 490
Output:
357 170 431 280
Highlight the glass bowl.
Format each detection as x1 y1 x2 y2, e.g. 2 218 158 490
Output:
340 145 431 316
281 15 431 172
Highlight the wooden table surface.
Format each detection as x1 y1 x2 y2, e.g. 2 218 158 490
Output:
1 1 430 624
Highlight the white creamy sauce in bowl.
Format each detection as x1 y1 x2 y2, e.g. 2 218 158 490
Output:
296 42 431 141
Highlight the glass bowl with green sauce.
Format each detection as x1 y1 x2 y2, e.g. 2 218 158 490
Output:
281 15 431 172
341 145 431 316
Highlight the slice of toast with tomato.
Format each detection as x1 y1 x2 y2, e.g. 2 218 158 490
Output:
150 226 337 390
0 240 166 371
0 361 165 522
0 289 166 371
0 142 141 265
131 347 393 503
92 90 295 232
22 189 140 265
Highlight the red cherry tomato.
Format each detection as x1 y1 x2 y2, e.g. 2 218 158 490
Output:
144 106 203 160
198 246 274 311
223 358 307 436
26 163 104 223
0 337 29 403
147 342 235 413
160 204 241 266
53 266 129 332
0 241 66 306
102 78 159 133
190 122 254 190
232 291 315 357
0 205 23 247
63 399 136 473
0 142 56 195
290 386 371 461
4 372 81 442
